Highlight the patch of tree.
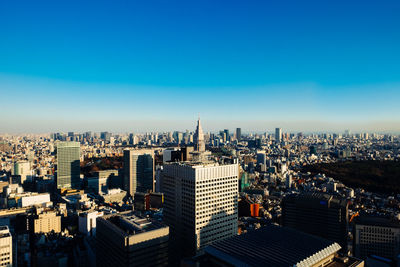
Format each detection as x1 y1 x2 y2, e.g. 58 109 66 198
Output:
302 160 400 195
80 156 123 177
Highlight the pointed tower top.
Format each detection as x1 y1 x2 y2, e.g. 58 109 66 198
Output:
195 117 205 152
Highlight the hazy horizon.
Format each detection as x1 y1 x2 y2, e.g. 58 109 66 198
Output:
1 117 399 135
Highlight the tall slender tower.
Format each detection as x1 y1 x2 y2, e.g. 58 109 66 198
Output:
194 118 205 152
275 127 282 143
236 128 241 141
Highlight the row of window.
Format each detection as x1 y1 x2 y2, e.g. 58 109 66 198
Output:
196 213 237 226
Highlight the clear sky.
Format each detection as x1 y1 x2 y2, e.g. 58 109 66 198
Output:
1 0 399 133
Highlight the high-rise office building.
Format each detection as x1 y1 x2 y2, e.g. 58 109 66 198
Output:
100 131 111 142
123 149 154 196
236 128 241 141
275 127 282 143
12 160 31 184
128 133 134 145
96 211 169 267
353 216 400 260
0 226 12 267
256 152 267 166
224 129 229 142
84 131 92 140
163 162 238 259
282 193 349 251
56 141 80 189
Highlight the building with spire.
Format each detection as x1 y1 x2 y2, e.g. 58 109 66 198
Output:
194 117 205 152
162 118 238 263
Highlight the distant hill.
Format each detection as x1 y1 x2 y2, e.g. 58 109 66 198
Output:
302 160 400 195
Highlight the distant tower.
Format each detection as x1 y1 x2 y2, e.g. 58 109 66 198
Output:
194 118 205 152
275 128 282 143
236 128 241 141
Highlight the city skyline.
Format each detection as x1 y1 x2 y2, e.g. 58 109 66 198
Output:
1 0 400 133
2 1 400 266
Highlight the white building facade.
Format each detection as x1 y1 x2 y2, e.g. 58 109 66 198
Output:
79 210 104 237
163 162 238 257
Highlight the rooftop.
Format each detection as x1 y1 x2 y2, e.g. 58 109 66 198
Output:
283 192 348 208
355 216 400 228
0 225 10 238
206 225 342 267
103 211 166 237
166 158 235 168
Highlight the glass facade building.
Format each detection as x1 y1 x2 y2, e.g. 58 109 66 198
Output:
56 141 80 189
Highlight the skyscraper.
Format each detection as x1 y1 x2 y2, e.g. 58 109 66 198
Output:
123 149 155 196
194 118 205 152
100 131 111 142
224 129 229 142
163 162 238 260
275 127 282 143
236 128 241 141
56 141 80 189
282 193 349 251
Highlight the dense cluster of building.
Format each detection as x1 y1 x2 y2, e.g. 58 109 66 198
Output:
0 121 399 266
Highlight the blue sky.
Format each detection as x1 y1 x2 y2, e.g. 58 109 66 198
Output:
1 0 400 133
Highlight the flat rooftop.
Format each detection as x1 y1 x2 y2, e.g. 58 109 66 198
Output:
104 212 166 236
283 192 348 208
0 225 10 238
355 216 400 228
206 225 341 267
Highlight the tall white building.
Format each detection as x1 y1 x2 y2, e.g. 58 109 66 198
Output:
163 162 238 258
275 127 282 143
0 225 12 267
162 119 238 261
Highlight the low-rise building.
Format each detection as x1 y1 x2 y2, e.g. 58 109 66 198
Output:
100 188 127 203
198 225 363 267
31 209 61 234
